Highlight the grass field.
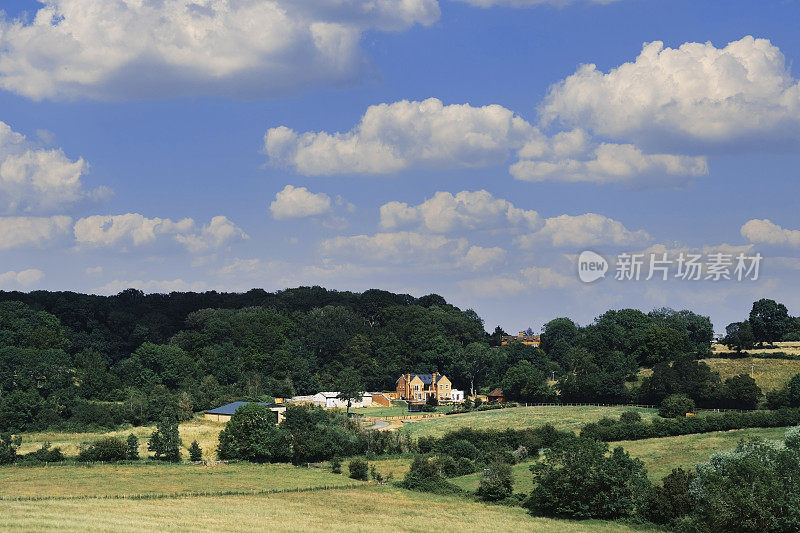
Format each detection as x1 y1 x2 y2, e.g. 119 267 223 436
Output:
0 485 649 532
17 416 225 460
712 341 800 356
352 402 454 418
400 405 658 439
0 462 353 500
449 426 795 492
701 357 800 392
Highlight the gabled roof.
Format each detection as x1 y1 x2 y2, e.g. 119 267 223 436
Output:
206 401 276 416
397 373 445 385
487 388 504 397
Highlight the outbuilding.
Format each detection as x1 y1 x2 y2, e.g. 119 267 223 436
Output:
204 401 286 423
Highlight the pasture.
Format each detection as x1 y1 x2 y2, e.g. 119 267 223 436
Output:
701 357 800 392
0 485 647 532
400 405 658 439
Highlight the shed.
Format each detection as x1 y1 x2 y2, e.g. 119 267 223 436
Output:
487 388 505 403
204 401 286 423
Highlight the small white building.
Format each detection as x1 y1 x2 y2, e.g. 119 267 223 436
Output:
291 392 372 409
450 389 465 402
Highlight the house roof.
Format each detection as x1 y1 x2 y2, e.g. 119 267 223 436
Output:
205 401 276 416
487 388 504 397
397 373 446 385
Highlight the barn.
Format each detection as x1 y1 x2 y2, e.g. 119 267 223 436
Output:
204 401 286 423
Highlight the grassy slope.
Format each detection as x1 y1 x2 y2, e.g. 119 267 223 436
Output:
0 486 646 533
701 357 800 392
401 405 658 439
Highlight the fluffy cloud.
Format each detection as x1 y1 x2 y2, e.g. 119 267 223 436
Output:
460 246 506 270
380 190 541 232
265 98 535 175
541 36 800 147
0 121 105 212
463 266 574 297
0 216 72 250
515 213 650 248
270 185 333 219
74 213 246 252
741 219 800 248
0 269 44 287
0 0 440 100
511 142 708 184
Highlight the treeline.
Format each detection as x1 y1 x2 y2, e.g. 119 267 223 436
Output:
723 298 800 351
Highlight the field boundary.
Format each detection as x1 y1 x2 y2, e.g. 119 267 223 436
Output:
0 482 365 502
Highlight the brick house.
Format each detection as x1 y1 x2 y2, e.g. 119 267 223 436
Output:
396 372 453 403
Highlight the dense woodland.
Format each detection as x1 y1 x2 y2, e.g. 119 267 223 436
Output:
1 286 799 433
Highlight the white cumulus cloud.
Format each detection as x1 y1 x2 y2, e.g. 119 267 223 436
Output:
0 121 106 212
0 269 44 287
541 36 800 148
741 219 800 248
0 215 72 250
270 185 333 219
265 98 535 175
515 213 650 248
320 231 469 264
380 190 541 232
0 0 440 100
74 213 246 252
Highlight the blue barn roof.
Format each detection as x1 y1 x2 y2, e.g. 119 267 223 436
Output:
205 401 275 416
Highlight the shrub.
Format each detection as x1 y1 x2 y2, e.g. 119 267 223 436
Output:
659 394 695 418
331 456 342 474
348 458 368 481
434 454 460 478
525 437 650 520
78 437 128 462
148 416 182 462
476 461 514 502
23 443 64 463
188 440 203 462
126 434 139 460
643 468 694 525
400 455 461 495
217 403 291 463
619 411 642 424
449 439 479 460
0 433 21 465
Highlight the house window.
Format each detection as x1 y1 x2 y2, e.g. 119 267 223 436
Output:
414 385 419 391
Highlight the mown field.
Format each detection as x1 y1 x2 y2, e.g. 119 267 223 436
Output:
400 405 658 438
0 485 647 532
701 357 800 392
712 340 800 356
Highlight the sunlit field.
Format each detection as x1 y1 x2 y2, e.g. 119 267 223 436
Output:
701 357 800 392
0 486 648 533
400 405 658 439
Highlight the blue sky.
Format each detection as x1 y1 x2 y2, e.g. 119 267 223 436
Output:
1 0 799 333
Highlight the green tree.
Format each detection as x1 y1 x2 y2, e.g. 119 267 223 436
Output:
348 458 368 481
526 437 650 520
188 440 203 462
217 403 291 463
336 367 364 417
0 433 21 464
148 416 182 462
719 373 762 410
659 394 695 418
724 321 756 352
749 299 792 345
476 461 514 502
126 434 139 460
643 468 695 525
501 360 551 403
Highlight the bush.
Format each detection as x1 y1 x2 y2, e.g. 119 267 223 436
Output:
331 456 342 474
188 440 203 462
449 439 479 460
659 394 695 418
78 437 128 462
476 461 514 502
525 437 650 520
619 411 642 424
217 403 291 463
0 433 21 464
126 434 139 460
643 468 694 525
19 442 64 464
400 455 461 495
348 458 368 481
